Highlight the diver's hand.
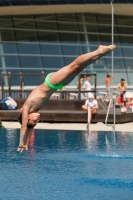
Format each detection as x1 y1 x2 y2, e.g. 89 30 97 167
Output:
17 145 27 152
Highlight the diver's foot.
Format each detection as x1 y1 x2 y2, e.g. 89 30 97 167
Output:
98 44 116 55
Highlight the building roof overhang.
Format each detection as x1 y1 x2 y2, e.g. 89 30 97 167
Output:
0 4 132 16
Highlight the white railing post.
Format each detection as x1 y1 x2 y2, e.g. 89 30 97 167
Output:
87 106 91 132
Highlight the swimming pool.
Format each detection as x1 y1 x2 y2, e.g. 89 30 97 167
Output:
0 128 133 200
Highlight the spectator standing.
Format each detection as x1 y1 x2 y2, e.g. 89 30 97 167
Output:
77 75 84 90
77 74 85 99
83 75 92 99
105 74 113 93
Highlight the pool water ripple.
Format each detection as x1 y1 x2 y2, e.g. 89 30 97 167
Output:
0 129 133 200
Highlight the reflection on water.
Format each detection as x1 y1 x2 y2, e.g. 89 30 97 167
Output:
0 128 133 200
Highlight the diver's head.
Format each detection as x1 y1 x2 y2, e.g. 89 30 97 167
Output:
18 112 40 128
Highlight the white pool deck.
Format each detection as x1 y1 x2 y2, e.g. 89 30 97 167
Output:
1 121 133 132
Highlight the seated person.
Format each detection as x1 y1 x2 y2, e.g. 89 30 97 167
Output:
82 93 98 122
116 79 128 107
116 96 131 109
116 79 128 92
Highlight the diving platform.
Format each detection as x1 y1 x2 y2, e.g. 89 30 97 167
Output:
0 99 133 124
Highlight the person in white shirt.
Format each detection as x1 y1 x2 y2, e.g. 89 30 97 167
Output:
82 93 98 122
83 75 92 99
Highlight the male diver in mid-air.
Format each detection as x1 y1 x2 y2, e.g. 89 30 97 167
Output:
18 44 116 152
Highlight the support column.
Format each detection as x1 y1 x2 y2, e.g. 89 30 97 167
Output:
81 14 93 72
0 32 8 86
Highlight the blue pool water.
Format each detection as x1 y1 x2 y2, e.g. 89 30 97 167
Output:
0 128 133 200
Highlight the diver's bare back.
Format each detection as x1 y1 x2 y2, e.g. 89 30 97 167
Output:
24 83 54 113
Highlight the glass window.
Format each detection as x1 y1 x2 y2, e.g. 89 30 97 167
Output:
114 35 121 46
15 30 38 41
0 55 20 69
60 33 81 44
0 69 21 87
56 14 77 22
124 59 133 85
36 14 56 21
21 72 43 86
43 56 64 70
80 33 101 46
113 71 128 86
116 15 133 26
98 25 111 35
0 13 133 88
122 47 133 57
13 15 36 29
106 57 125 70
64 57 75 66
62 44 83 56
14 30 42 68
117 26 133 35
127 71 133 86
96 14 111 25
17 43 41 55
8 69 21 86
40 43 62 55
78 13 97 24
124 58 133 68
38 32 59 43
96 72 107 86
118 35 133 46
0 30 15 41
0 16 13 28
113 46 123 57
58 22 79 32
19 55 43 68
2 43 18 54
98 34 111 45
36 21 58 31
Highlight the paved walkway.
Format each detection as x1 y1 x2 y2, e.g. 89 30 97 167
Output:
1 121 133 132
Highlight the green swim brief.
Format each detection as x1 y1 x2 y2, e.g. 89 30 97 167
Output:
44 73 63 90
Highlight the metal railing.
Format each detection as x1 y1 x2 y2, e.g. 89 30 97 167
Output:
1 72 97 100
105 92 119 132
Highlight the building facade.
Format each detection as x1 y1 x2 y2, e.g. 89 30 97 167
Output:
0 0 133 88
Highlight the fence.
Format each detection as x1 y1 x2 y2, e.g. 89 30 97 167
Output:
1 72 97 100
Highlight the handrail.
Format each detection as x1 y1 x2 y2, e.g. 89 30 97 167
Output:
1 72 97 100
87 105 91 132
105 92 118 132
105 98 114 130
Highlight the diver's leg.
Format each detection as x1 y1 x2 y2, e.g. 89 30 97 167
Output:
50 45 116 86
